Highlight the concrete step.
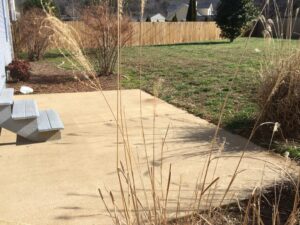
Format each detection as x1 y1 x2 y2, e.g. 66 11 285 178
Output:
38 109 64 132
12 99 39 120
0 88 14 106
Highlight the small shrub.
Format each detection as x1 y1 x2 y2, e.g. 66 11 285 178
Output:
82 1 132 76
258 51 300 139
19 8 54 61
7 60 31 82
145 16 151 22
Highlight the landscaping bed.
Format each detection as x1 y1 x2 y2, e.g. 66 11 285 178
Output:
187 180 299 225
7 62 118 94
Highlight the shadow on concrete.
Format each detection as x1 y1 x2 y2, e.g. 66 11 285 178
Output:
66 192 99 198
57 206 83 210
138 124 262 165
54 213 103 221
178 126 256 152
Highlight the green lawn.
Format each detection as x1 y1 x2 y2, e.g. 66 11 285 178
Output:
41 38 300 156
121 38 267 132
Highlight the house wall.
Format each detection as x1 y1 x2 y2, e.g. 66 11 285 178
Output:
0 0 13 90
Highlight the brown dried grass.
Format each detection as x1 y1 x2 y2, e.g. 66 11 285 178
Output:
257 0 300 140
40 0 300 224
258 50 300 139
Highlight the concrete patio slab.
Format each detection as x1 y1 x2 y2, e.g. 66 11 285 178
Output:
0 90 297 225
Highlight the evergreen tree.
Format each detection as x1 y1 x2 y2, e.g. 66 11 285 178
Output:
186 0 197 21
146 16 151 22
216 0 258 42
172 14 178 22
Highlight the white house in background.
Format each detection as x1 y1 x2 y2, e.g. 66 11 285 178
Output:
167 1 217 21
198 2 214 16
150 13 166 22
0 0 15 90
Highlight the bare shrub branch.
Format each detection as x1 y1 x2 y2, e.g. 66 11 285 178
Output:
81 2 132 76
18 8 54 61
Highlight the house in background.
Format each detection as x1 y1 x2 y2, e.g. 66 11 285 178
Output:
197 2 216 21
150 13 166 22
167 0 218 22
0 0 15 90
198 2 214 16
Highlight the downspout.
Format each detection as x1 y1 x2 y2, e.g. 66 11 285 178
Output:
8 0 16 60
9 0 17 21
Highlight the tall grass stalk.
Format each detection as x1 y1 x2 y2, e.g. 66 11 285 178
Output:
41 0 300 223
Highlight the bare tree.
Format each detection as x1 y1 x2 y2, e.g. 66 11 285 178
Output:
19 8 54 61
82 1 132 76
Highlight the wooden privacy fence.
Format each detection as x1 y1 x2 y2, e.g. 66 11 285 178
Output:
128 22 221 46
66 21 221 47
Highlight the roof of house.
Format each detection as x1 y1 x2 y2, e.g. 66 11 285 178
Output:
198 0 220 8
151 13 166 19
168 0 218 13
198 2 213 9
167 2 189 13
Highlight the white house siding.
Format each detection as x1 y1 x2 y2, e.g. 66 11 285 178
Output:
198 4 214 16
0 0 13 90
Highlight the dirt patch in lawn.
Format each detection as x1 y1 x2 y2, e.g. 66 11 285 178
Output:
7 62 118 94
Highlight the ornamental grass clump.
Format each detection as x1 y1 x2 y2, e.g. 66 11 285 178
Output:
258 50 300 139
42 0 300 224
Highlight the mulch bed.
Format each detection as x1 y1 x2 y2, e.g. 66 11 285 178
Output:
7 62 118 94
172 180 299 225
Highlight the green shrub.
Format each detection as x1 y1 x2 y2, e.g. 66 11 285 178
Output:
215 0 258 42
